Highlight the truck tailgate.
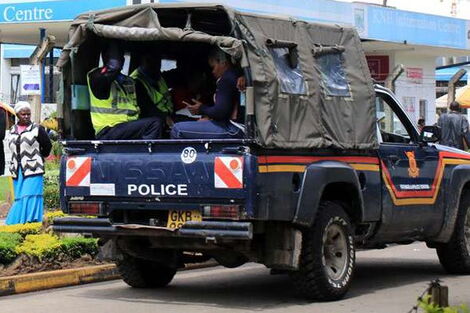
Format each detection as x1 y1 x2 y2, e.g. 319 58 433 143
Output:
61 140 256 201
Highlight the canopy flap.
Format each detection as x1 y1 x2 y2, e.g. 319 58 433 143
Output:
57 5 243 67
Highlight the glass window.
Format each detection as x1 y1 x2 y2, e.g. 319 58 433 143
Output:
269 47 306 95
376 96 411 143
316 53 351 97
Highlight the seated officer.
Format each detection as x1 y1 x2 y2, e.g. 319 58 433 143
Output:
170 48 244 139
87 41 162 140
130 51 173 120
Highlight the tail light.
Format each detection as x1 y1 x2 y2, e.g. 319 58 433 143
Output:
69 202 102 215
202 205 240 219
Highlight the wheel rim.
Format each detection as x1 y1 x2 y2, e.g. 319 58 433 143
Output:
322 223 348 281
465 207 470 253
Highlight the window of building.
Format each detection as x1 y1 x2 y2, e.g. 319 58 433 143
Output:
419 99 427 120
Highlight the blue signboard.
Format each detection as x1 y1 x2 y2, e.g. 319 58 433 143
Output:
0 0 127 23
3 44 61 58
365 5 469 49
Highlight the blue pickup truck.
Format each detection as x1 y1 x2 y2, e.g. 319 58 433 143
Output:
53 4 470 301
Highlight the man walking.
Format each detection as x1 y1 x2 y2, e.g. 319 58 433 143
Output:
438 101 470 150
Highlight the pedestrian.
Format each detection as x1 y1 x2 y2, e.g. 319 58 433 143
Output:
5 101 52 225
437 101 470 150
417 117 425 133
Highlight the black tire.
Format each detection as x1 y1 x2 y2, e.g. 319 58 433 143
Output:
290 201 355 301
116 254 177 288
436 192 470 274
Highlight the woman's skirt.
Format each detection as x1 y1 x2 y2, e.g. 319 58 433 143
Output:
5 168 44 225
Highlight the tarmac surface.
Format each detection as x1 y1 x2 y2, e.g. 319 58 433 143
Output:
1 242 469 313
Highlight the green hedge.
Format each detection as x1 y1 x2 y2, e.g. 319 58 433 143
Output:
0 233 22 264
16 234 61 259
0 225 99 264
15 234 99 261
0 223 42 238
44 160 60 210
60 237 99 259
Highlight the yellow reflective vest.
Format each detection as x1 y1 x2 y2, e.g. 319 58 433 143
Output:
87 68 139 135
130 69 173 114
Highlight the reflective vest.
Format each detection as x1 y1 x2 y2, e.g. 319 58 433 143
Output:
130 69 173 114
87 68 139 135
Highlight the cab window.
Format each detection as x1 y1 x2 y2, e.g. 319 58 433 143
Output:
376 93 414 144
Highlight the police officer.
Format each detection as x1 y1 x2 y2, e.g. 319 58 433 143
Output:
130 51 173 120
87 41 163 140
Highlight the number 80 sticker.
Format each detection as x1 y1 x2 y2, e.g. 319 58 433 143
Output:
181 147 197 164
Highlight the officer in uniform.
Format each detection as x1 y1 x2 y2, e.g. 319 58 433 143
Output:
87 41 163 140
130 51 173 121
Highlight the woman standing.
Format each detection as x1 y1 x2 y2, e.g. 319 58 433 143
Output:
6 101 52 225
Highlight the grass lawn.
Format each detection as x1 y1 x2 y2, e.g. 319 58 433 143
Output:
0 176 13 203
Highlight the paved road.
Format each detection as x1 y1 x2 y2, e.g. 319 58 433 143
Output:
1 243 469 313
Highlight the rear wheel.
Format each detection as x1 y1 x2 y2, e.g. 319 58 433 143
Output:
290 201 355 301
116 254 177 288
436 192 470 274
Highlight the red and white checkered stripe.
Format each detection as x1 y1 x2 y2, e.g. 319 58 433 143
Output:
214 157 243 189
66 157 92 187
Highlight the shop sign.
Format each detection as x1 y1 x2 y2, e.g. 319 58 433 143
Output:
0 0 126 23
20 65 41 96
365 5 467 50
406 67 423 84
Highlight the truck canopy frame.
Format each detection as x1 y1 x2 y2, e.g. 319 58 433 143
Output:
58 3 377 150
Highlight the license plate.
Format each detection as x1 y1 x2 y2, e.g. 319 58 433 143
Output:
167 210 202 229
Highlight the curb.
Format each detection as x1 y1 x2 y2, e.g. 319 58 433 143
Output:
0 264 120 296
0 261 218 297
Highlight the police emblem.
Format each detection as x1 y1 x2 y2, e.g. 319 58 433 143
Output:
405 151 419 178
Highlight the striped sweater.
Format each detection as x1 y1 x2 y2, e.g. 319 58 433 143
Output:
7 123 52 178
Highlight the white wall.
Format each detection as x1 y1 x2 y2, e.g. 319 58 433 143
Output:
0 45 11 104
392 52 437 125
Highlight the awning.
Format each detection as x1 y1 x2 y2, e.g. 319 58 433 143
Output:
436 85 470 108
436 67 469 82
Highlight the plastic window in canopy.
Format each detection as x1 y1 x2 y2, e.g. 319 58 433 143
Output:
267 43 306 95
313 45 351 98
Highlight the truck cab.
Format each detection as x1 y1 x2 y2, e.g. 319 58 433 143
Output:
53 3 470 301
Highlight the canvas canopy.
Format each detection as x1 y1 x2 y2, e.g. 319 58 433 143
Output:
58 3 377 150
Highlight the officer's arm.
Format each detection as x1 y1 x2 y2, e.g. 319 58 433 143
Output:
89 69 120 100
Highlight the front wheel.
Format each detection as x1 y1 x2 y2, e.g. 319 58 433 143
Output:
116 254 177 288
436 192 470 274
289 201 355 301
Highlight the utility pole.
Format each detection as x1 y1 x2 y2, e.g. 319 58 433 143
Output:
447 68 466 106
28 33 55 123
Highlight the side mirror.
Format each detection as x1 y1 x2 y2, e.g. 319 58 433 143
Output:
420 125 440 143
